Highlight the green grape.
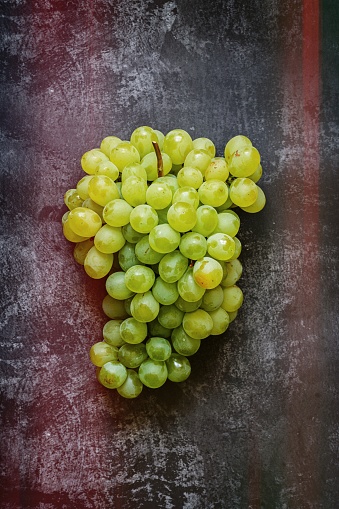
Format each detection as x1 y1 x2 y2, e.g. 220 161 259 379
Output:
192 137 216 158
158 304 184 329
171 325 201 356
95 160 120 181
121 162 147 182
84 246 113 279
129 204 159 234
63 219 90 243
240 186 266 213
130 125 158 159
174 295 202 312
229 178 258 207
221 259 243 287
122 223 145 244
130 291 160 323
138 359 168 389
76 175 93 200
152 277 179 305
154 175 179 195
82 198 104 220
102 295 129 320
110 141 140 172
228 146 261 178
229 236 242 260
148 318 172 339
148 224 181 254
184 149 211 176
141 151 172 181
177 267 206 302
121 175 148 206
124 265 155 293
118 242 139 271
103 319 126 347
209 308 230 335
81 148 109 175
117 369 144 398
64 189 83 210
97 361 128 389
179 232 207 260
221 285 244 313
200 285 224 311
68 207 102 237
215 191 233 212
73 238 94 265
89 341 119 367
153 129 164 150
61 211 69 225
88 175 120 207
157 205 170 224
163 129 193 165
158 250 188 283
146 182 172 210
94 224 126 254
224 135 252 164
207 233 236 261
146 337 172 361
177 166 203 189
100 135 122 157
193 257 224 289
228 310 238 323
212 211 240 237
248 163 263 183
166 353 191 382
120 317 148 344
103 199 133 227
135 235 164 264
192 205 219 236
172 186 199 209
182 309 214 339
167 202 197 233
106 272 135 300
198 180 228 207
204 157 229 181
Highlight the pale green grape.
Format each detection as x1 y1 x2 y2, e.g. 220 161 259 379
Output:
94 224 125 254
163 129 193 165
146 182 172 210
117 369 144 398
192 137 216 158
84 246 113 279
192 205 219 236
182 309 214 339
198 180 228 207
179 232 207 260
166 353 191 382
221 259 243 287
224 135 252 164
228 146 261 178
103 199 133 227
174 295 202 312
200 285 224 311
148 318 172 339
88 175 120 207
130 204 159 234
229 178 258 207
130 291 160 323
121 162 147 183
184 149 211 176
68 206 102 237
152 277 179 305
146 337 172 361
177 267 206 302
64 189 83 210
135 235 164 264
97 361 127 389
61 211 69 225
118 242 139 271
110 141 140 172
63 219 90 243
100 136 122 157
76 175 93 200
73 239 94 265
120 317 148 344
81 148 109 175
193 257 224 289
221 285 244 312
207 233 236 261
118 343 148 368
177 166 203 189
154 175 179 196
167 202 197 233
141 151 172 181
171 325 201 356
89 341 119 367
103 319 126 347
209 307 230 335
204 157 229 181
148 224 181 254
158 304 184 329
240 186 266 213
248 163 263 183
153 129 164 150
122 223 145 244
130 125 158 159
106 272 135 300
95 160 120 181
228 310 238 323
229 236 242 260
172 186 199 208
138 359 168 388
102 295 129 320
82 198 104 220
212 211 240 237
157 205 170 224
215 191 233 212
158 250 188 283
124 265 155 293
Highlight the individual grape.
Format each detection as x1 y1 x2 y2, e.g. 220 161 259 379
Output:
171 325 201 356
103 199 133 227
68 207 102 237
229 236 242 260
106 272 135 300
120 317 148 344
138 359 168 389
166 353 191 382
198 179 228 207
221 285 244 313
163 129 193 165
109 141 140 172
156 205 170 224
154 175 179 196
179 232 207 260
224 135 252 164
221 259 243 287
167 202 197 233
81 148 109 175
158 250 188 283
192 137 216 158
102 295 129 320
209 308 230 335
177 267 206 302
212 211 240 237
100 135 122 157
182 309 214 339
146 181 172 210
129 204 159 234
63 219 90 243
228 310 238 323
95 160 120 181
89 341 119 367
184 149 211 176
76 175 93 200
134 235 164 264
118 242 140 272
130 125 158 159
200 285 224 311
240 186 266 213
215 191 233 212
103 319 126 347
130 291 160 323
204 157 229 181
192 205 219 236
97 361 128 389
94 224 126 254
152 277 179 305
248 163 263 183
82 198 104 220
88 175 120 207
122 223 145 244
148 318 172 339
193 257 224 289
158 304 185 329
84 246 113 279
174 295 202 312
121 162 147 182
73 239 94 265
228 146 261 178
117 369 144 398
64 189 83 210
61 211 69 225
229 178 258 207
146 337 172 361
207 233 236 261
148 224 181 254
172 186 199 208
177 166 204 189
141 151 172 181
124 265 155 293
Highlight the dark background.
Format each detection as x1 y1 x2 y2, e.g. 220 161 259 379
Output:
1 0 338 508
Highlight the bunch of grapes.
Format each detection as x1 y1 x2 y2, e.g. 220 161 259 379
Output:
62 127 266 398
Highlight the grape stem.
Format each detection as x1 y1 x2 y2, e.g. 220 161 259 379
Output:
152 141 164 177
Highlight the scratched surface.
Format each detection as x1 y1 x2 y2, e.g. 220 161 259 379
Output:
0 0 338 508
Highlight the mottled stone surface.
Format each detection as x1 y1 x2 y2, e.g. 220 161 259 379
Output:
0 1 338 508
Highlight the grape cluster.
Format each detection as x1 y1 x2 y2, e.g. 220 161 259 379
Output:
62 127 266 398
